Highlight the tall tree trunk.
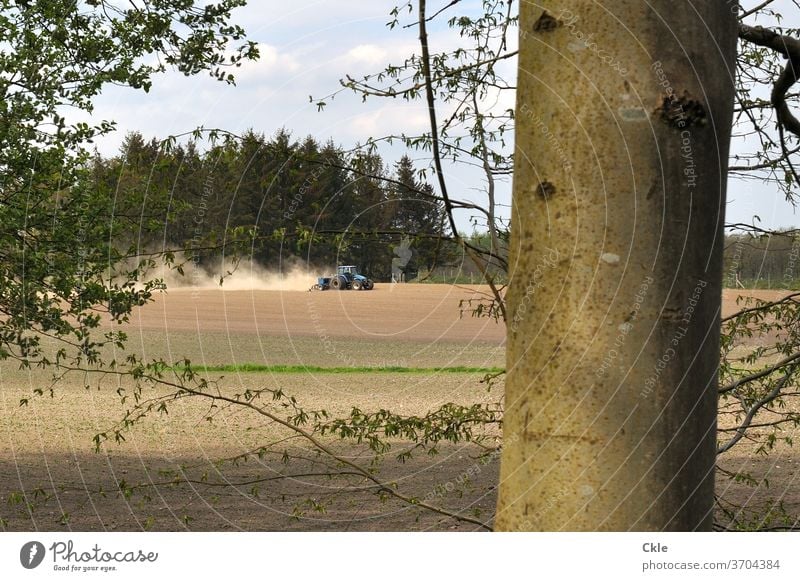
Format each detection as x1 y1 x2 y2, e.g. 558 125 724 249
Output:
496 1 738 531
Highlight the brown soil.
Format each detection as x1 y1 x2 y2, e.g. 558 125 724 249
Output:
130 283 506 344
0 285 797 531
0 368 500 532
1 285 503 532
130 285 769 340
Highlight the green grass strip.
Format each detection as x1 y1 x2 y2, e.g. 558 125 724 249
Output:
184 364 504 375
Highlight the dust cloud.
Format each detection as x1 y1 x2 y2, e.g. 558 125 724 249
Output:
152 260 327 292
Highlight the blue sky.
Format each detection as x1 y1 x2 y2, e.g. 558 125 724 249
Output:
85 0 800 233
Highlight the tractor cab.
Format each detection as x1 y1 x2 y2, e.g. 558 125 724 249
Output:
337 265 358 277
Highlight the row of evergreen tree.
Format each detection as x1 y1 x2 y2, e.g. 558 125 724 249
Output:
92 132 798 289
94 130 451 280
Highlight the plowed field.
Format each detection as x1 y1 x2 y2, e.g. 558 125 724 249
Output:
1 286 797 531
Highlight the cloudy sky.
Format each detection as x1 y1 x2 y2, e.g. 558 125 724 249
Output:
86 0 800 232
91 1 431 155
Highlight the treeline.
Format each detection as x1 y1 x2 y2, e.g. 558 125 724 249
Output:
96 134 796 289
724 232 800 289
94 130 452 281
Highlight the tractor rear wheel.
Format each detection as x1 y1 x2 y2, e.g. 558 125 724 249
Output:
330 276 345 290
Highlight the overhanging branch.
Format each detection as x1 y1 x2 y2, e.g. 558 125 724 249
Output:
739 24 800 138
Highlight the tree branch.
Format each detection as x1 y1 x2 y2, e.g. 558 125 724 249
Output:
740 0 779 20
739 24 800 138
718 351 800 395
717 363 798 454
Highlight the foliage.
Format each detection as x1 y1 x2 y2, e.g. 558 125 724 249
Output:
0 0 258 372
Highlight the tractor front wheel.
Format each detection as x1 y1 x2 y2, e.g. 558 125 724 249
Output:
365 280 374 290
352 280 362 290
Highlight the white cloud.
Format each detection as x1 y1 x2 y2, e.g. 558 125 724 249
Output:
233 43 302 81
345 44 389 66
240 0 400 38
347 105 428 139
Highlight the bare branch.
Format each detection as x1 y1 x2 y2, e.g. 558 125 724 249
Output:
740 0 779 20
739 24 800 138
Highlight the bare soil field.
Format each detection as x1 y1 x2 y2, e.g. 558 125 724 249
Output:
0 370 500 531
1 284 504 532
132 283 505 341
116 283 506 370
0 285 798 531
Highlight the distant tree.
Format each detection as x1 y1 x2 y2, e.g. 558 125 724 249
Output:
390 155 446 276
336 150 390 276
723 231 800 288
300 140 352 265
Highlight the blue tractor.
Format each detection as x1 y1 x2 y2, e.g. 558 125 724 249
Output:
310 265 374 291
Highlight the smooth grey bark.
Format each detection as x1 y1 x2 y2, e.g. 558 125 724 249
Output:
496 1 738 531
